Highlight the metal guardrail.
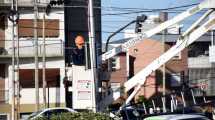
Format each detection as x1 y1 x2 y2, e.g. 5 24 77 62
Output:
188 56 212 68
6 39 64 57
0 0 50 6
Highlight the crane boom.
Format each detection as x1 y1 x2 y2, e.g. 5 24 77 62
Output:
125 13 215 105
125 9 215 92
65 0 215 111
102 0 215 61
101 0 215 107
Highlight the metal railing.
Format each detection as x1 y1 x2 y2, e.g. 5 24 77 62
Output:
1 0 50 5
6 39 64 57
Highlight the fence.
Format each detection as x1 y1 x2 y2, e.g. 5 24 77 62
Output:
6 39 64 57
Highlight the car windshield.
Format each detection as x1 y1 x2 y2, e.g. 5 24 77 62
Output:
121 108 146 120
28 110 42 119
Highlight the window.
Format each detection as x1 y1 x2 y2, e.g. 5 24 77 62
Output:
18 19 59 37
19 69 60 88
110 57 120 71
111 82 120 92
43 109 70 118
179 117 209 120
0 114 8 120
56 109 69 114
0 14 6 48
170 73 181 87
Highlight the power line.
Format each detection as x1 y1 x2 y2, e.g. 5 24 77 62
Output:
37 1 198 11
102 3 199 16
35 2 203 16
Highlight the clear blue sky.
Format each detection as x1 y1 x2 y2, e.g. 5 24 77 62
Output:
101 0 203 43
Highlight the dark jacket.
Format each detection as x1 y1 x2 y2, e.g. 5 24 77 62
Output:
71 47 85 65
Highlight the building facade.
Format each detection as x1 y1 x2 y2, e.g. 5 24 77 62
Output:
0 0 65 119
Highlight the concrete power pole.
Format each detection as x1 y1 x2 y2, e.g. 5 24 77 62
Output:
34 0 39 111
88 0 97 112
42 13 47 108
15 0 20 119
11 0 16 119
160 12 167 113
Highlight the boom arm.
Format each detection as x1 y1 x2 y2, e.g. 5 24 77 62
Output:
125 9 215 93
125 11 215 105
102 0 215 61
101 0 215 107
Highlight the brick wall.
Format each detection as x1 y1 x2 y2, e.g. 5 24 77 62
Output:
129 39 188 99
108 39 188 101
18 19 59 37
109 53 127 85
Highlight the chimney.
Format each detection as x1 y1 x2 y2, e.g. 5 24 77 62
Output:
159 12 168 22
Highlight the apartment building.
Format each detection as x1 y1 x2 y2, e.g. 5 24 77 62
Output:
188 31 215 99
0 0 65 119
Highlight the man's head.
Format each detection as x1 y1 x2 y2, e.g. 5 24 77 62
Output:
75 35 85 49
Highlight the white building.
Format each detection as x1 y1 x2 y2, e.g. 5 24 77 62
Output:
0 0 65 119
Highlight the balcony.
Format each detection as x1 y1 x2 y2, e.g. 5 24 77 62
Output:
188 56 212 68
0 39 64 58
0 0 50 7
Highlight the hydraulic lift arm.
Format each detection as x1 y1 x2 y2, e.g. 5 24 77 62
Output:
102 0 215 61
101 0 215 106
124 10 215 105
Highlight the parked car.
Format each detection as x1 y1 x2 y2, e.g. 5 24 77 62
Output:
26 107 76 120
120 106 146 120
144 114 210 120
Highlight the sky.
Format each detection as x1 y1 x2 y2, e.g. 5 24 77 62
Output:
101 0 203 43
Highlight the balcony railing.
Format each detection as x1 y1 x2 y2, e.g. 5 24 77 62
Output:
188 56 212 68
0 0 50 6
5 39 64 57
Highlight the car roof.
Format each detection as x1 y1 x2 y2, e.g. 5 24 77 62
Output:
27 107 76 120
41 107 76 113
43 107 73 110
144 114 208 120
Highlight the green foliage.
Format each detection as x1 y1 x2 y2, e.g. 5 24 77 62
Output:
34 111 112 120
137 95 146 103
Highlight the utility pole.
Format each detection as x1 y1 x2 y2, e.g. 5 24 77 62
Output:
11 0 16 119
88 0 97 112
42 13 47 108
15 0 20 119
34 0 39 111
162 29 166 113
160 12 167 113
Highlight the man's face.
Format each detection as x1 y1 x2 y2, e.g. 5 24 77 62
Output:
76 42 84 49
75 36 85 49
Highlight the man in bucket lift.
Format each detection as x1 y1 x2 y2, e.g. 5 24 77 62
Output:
71 35 85 65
